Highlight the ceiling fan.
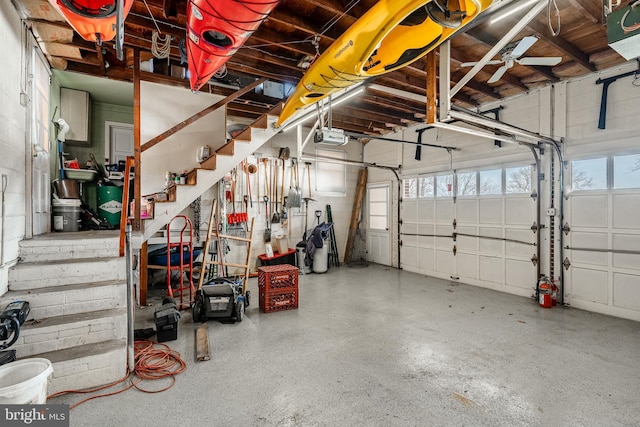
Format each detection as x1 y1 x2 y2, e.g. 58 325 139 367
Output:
460 36 562 84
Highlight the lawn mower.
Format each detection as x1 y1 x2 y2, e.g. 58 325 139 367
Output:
192 277 250 323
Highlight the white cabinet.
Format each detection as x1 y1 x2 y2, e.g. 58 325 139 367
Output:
60 88 91 145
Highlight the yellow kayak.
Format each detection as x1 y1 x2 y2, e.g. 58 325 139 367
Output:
276 0 493 127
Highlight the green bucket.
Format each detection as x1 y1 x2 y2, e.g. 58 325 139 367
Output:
97 186 123 226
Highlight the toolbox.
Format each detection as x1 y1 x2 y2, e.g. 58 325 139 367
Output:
154 303 180 342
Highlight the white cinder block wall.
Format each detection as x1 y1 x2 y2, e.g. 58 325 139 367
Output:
365 60 640 321
0 4 27 296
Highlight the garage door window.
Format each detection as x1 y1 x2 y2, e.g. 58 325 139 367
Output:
436 174 453 198
480 169 502 195
614 154 640 189
571 157 607 191
457 172 477 196
403 178 417 199
419 176 434 198
506 166 532 194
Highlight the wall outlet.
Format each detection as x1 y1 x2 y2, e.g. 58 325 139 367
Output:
546 208 556 216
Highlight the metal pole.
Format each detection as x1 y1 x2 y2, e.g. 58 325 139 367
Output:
125 224 135 373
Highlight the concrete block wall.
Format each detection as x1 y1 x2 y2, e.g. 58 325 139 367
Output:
0 3 27 296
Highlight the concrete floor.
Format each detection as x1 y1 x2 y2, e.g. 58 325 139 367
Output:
50 264 640 426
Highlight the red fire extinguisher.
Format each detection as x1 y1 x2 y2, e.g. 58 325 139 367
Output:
538 277 552 308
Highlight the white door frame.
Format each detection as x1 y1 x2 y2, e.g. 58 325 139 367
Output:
366 181 392 266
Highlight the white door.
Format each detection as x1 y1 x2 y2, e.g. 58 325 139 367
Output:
31 48 51 235
106 122 134 165
367 183 391 266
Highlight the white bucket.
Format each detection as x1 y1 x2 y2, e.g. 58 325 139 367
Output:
0 358 53 404
274 235 288 254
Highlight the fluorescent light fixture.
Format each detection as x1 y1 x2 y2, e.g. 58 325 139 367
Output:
279 84 366 133
489 0 539 24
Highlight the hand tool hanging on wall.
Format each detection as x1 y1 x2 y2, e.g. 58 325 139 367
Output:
306 162 312 198
263 196 271 242
287 158 302 208
271 159 281 224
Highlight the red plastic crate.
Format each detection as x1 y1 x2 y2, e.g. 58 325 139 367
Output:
259 289 298 313
258 264 298 292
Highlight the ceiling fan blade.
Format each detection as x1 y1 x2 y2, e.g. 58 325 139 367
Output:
510 36 538 59
487 64 509 84
517 57 562 66
459 60 503 67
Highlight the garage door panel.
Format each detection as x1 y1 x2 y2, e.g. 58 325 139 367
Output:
612 234 640 269
479 256 504 284
436 225 452 249
436 200 454 224
418 236 434 249
505 259 535 291
418 248 435 271
570 232 608 266
505 228 535 257
457 226 477 252
417 223 434 235
457 253 477 280
403 235 418 246
457 199 477 224
569 195 608 228
402 200 418 222
479 227 503 254
403 222 418 235
570 268 608 304
613 194 640 229
436 249 454 275
479 199 503 224
505 198 534 226
418 200 435 222
402 245 418 269
613 272 640 311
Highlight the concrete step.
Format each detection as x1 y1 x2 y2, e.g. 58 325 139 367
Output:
11 308 127 358
8 256 126 291
0 280 127 320
31 339 128 395
18 231 120 263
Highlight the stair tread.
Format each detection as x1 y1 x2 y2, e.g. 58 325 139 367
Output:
22 307 127 330
2 279 125 297
29 339 127 364
12 256 123 268
19 231 120 245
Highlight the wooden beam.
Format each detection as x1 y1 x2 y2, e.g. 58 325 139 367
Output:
527 20 596 72
196 323 210 361
133 48 142 232
426 51 437 124
344 168 368 264
141 77 267 152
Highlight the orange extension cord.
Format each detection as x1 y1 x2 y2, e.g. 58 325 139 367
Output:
47 340 187 409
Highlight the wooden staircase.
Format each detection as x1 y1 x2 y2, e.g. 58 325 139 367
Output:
140 104 282 244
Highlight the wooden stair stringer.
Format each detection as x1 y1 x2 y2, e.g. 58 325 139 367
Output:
141 111 280 242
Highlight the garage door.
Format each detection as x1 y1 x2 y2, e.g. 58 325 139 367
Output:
565 154 640 320
401 165 537 297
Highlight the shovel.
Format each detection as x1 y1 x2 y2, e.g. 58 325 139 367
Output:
287 159 302 208
263 196 271 242
271 159 281 224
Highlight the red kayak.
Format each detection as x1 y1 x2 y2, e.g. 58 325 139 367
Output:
48 0 134 44
187 0 280 91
